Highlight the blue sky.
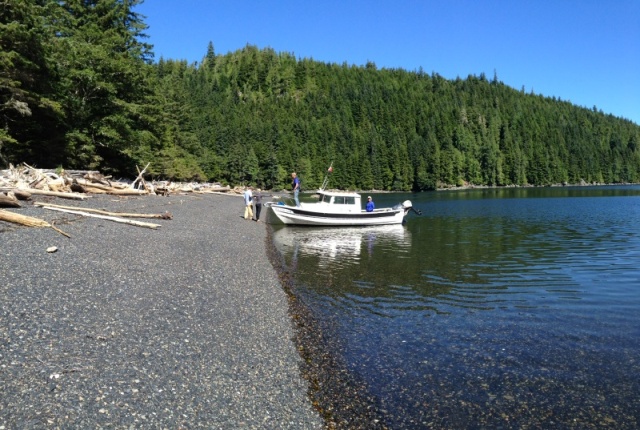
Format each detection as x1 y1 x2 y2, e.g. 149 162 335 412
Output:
135 0 640 125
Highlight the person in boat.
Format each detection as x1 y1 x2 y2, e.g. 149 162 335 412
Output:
291 172 300 207
366 195 375 212
243 186 253 220
253 188 263 222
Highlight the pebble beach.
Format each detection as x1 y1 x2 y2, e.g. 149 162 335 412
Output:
0 193 324 429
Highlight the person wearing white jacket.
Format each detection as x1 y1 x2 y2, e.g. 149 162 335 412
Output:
243 186 253 220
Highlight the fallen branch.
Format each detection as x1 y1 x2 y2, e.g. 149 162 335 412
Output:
0 209 70 237
132 162 151 191
35 202 172 219
38 206 162 229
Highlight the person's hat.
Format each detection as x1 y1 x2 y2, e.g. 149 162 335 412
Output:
367 196 372 199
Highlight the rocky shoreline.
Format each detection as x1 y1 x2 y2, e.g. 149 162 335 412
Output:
1 193 323 429
266 231 389 430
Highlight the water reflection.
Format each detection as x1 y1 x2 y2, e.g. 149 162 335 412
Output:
271 224 411 268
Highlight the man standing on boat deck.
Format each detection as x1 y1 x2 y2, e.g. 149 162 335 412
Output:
366 196 375 212
291 172 300 207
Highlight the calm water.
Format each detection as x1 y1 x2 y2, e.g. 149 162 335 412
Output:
271 186 640 429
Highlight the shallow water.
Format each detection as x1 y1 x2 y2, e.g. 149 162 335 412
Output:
272 186 640 428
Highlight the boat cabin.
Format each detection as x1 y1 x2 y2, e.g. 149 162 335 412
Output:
302 190 363 213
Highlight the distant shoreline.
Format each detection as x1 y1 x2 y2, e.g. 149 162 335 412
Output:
307 181 640 195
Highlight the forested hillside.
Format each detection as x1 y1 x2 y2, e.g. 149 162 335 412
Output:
2 1 639 191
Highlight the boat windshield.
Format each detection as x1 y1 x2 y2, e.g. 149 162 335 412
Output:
334 196 356 205
321 194 332 203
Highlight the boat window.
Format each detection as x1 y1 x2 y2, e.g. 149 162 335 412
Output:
321 194 332 203
330 196 356 205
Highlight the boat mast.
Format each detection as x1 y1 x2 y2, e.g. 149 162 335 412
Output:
320 162 333 191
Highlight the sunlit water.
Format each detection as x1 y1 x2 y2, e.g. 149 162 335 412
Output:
271 186 640 429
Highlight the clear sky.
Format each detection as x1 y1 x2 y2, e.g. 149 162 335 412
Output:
135 0 640 125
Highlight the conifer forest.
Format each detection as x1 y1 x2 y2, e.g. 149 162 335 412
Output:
2 0 640 191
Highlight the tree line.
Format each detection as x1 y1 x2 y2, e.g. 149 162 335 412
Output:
2 0 639 191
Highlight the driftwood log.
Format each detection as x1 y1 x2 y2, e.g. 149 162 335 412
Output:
0 188 32 200
0 209 70 237
0 193 21 208
11 189 32 200
21 188 89 200
194 185 232 194
103 188 148 196
83 172 111 186
34 202 172 219
38 206 162 229
70 182 89 194
74 179 148 195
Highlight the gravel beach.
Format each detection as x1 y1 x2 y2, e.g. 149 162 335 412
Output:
0 193 324 429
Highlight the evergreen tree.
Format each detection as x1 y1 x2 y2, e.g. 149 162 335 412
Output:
3 24 640 189
0 0 62 165
51 0 153 171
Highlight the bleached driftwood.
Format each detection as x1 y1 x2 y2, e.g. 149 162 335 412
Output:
0 209 70 237
194 185 231 194
46 177 67 192
38 206 162 229
35 202 172 219
73 179 148 195
11 189 32 200
107 187 148 196
0 193 21 207
73 179 112 190
83 172 110 186
131 162 151 191
71 182 107 194
19 188 89 200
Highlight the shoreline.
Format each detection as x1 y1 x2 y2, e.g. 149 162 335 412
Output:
1 194 323 428
295 181 640 196
266 226 388 429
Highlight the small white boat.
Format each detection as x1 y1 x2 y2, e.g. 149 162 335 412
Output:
264 189 416 226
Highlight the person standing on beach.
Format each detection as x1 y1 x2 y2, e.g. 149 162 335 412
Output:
253 188 263 221
366 195 375 212
243 186 253 220
291 172 300 207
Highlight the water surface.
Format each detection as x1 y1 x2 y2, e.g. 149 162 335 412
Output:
272 186 640 428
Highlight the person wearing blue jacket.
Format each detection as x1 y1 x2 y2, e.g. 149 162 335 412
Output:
366 196 375 212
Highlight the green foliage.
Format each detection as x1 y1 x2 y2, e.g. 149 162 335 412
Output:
1 5 639 187
0 0 63 165
1 0 153 171
161 47 639 189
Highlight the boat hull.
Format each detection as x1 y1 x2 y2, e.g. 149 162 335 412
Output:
265 204 406 226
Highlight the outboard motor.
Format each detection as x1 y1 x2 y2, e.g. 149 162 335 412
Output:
395 200 422 216
401 200 422 216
